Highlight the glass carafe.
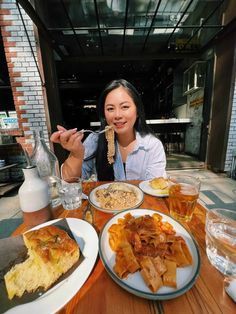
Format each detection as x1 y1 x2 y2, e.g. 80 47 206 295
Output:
31 130 61 207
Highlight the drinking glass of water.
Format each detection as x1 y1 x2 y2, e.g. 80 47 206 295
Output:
57 177 82 210
205 208 236 276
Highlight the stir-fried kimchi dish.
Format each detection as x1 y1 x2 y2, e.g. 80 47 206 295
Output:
108 213 193 292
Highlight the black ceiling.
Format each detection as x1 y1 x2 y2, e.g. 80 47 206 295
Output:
34 0 225 57
16 0 230 99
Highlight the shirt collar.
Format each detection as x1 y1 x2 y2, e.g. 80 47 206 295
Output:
114 131 148 152
133 131 148 151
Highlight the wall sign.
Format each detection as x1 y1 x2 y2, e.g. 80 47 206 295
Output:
1 117 19 129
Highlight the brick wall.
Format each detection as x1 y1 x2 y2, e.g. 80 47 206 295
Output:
225 78 236 174
0 0 50 154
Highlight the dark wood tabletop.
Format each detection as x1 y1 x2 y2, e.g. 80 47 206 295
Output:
12 181 235 314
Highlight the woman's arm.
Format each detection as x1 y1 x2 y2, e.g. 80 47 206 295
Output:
50 125 85 178
62 153 84 178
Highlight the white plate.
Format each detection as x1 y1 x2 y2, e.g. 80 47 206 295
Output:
88 182 144 214
99 209 200 300
6 218 98 314
139 180 169 197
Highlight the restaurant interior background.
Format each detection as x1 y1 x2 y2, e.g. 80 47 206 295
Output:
0 0 236 187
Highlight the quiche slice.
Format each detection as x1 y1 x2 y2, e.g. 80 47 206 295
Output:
4 225 80 300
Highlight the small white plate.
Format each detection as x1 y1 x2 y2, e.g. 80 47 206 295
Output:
88 182 144 214
139 180 169 197
99 208 200 300
6 218 98 314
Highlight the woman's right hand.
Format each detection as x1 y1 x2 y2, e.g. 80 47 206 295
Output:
50 125 85 159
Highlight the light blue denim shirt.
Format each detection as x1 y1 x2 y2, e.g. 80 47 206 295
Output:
82 131 166 180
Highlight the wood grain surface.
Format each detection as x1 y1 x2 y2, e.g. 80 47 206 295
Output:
12 181 235 314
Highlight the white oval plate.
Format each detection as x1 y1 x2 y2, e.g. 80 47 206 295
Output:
99 208 200 300
88 182 144 214
6 218 98 314
139 180 169 197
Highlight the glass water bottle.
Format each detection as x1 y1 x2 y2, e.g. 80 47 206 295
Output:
31 130 61 207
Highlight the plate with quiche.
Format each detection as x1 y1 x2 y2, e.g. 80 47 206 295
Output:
139 177 169 197
1 218 98 314
99 208 200 300
88 182 144 214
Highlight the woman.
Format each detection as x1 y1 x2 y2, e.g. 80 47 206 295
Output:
50 79 166 180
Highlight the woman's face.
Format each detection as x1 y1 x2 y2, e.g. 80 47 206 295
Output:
104 86 137 135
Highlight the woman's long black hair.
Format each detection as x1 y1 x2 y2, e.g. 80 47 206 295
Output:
95 79 154 181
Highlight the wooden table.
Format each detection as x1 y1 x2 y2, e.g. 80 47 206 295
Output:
13 181 235 314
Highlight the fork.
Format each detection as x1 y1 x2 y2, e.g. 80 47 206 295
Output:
82 182 95 226
78 129 105 134
82 203 93 225
78 126 112 135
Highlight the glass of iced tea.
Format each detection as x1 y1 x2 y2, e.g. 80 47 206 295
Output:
168 175 201 222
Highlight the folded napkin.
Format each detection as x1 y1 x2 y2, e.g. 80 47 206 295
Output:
225 277 236 303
